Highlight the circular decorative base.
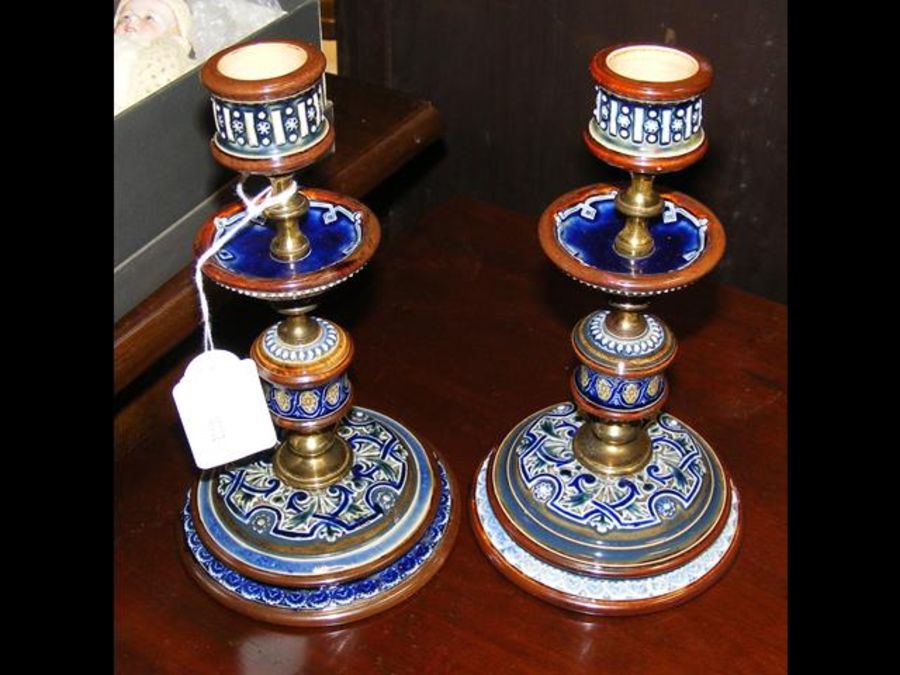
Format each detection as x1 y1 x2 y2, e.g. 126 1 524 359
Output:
180 407 460 626
470 403 741 615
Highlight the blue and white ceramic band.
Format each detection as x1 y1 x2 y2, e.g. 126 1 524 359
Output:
574 366 665 414
475 458 739 602
589 86 704 160
193 407 437 579
185 460 453 613
211 79 328 160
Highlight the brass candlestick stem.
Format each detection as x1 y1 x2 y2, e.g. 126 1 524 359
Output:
267 175 311 262
613 173 662 258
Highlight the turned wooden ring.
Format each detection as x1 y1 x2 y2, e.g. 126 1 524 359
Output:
201 40 332 174
585 44 713 174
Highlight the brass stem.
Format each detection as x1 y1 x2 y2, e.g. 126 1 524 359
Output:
267 174 311 262
613 173 662 259
275 306 322 346
614 217 655 259
605 297 650 338
609 298 649 312
273 426 352 490
573 418 652 476
604 309 646 338
615 174 663 217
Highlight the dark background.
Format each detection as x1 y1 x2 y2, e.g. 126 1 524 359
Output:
337 0 787 303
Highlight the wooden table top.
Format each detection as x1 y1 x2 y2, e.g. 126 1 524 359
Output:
114 198 787 674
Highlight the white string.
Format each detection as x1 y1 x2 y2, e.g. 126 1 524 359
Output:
195 179 298 351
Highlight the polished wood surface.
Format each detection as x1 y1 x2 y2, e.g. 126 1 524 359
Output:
114 74 444 394
115 198 786 674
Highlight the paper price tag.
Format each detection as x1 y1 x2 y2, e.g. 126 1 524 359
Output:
172 350 278 469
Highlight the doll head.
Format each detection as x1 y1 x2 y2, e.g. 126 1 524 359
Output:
114 0 192 42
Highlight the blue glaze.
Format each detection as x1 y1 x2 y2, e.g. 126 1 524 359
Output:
263 375 351 422
491 403 726 567
195 407 434 577
591 87 703 154
184 461 452 612
212 81 326 159
213 200 362 278
574 365 665 413
556 194 706 275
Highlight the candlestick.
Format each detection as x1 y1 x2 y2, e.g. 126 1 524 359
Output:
470 43 741 615
179 40 460 626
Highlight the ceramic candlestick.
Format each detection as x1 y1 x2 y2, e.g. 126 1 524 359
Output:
179 40 460 626
470 43 741 615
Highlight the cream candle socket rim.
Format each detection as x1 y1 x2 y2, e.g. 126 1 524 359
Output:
202 39 326 103
590 43 712 103
218 43 309 82
606 45 699 84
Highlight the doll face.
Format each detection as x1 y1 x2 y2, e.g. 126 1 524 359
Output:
114 0 178 41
